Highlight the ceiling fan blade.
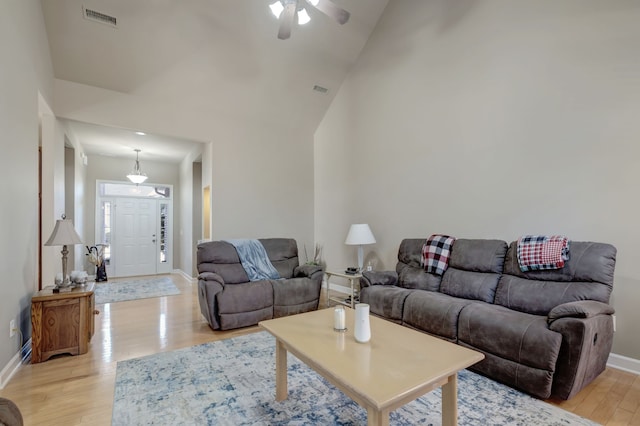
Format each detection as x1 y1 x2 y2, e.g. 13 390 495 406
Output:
307 0 350 25
278 1 297 40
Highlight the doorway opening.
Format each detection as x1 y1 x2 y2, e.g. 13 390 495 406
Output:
95 181 173 278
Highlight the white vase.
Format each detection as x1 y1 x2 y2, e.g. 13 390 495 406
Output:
354 303 371 343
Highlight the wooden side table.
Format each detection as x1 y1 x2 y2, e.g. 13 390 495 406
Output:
31 282 97 363
325 271 362 309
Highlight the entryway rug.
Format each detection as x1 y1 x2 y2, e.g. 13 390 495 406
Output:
95 276 180 304
112 332 597 425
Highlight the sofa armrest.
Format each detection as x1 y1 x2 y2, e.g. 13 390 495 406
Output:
294 264 324 279
547 301 615 399
198 271 225 285
361 270 399 288
547 300 614 325
197 273 225 330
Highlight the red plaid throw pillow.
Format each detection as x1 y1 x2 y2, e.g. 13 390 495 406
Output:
422 234 456 276
517 235 570 272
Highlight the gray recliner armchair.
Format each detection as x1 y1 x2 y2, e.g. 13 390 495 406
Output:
197 238 323 330
0 397 23 426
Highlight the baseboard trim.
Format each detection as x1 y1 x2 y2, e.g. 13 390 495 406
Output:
607 353 640 375
0 338 32 389
173 269 196 282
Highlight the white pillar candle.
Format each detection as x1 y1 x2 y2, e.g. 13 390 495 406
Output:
334 306 346 331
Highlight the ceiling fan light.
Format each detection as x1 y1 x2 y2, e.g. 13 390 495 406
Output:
269 1 284 18
297 9 311 25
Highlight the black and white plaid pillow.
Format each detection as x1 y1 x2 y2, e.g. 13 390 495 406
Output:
421 234 456 276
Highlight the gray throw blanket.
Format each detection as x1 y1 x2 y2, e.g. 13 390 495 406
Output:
224 239 280 281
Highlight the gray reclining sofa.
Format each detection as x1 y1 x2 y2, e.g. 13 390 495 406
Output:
197 238 323 330
360 238 616 400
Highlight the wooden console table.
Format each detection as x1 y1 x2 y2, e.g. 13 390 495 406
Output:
31 283 96 363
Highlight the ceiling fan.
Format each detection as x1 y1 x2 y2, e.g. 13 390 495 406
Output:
269 0 351 40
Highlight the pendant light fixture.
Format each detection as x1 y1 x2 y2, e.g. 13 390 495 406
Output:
126 149 148 184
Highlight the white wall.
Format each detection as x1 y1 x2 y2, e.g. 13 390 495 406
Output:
192 161 203 277
315 0 640 359
58 124 89 273
208 126 314 252
0 0 54 383
40 114 67 287
54 81 316 265
179 145 204 278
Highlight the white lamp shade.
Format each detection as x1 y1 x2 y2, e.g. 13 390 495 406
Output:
45 218 82 246
127 173 148 184
344 224 376 245
127 149 148 184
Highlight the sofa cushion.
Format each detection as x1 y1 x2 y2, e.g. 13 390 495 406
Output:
216 281 273 314
216 280 274 329
495 241 616 315
460 344 556 399
197 241 250 284
402 291 476 342
458 302 562 374
439 239 508 303
219 307 273 330
395 238 442 291
448 239 508 273
260 238 299 279
397 239 426 268
360 286 413 323
397 266 441 291
272 277 321 312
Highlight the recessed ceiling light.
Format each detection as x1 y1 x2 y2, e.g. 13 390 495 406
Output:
135 131 146 136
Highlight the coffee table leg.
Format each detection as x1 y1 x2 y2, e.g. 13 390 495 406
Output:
442 373 458 426
276 339 288 401
367 407 389 426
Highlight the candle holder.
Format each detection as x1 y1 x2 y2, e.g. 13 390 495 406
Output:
333 306 347 332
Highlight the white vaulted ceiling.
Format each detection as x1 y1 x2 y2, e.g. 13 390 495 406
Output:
41 0 389 160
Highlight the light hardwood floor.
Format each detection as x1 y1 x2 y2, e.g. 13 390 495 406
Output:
0 273 638 425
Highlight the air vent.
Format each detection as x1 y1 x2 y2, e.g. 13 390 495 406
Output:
313 85 329 94
83 6 117 27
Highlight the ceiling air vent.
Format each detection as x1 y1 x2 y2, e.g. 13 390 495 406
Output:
83 6 117 28
313 85 329 94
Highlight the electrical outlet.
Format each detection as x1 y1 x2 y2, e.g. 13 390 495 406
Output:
9 319 16 338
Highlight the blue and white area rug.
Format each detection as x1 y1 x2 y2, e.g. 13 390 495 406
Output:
95 276 180 304
112 332 596 425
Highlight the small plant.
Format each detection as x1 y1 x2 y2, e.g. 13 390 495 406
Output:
304 243 323 266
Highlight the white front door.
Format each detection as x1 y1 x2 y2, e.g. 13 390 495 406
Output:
115 198 157 277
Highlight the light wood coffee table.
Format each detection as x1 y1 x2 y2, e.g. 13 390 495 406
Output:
259 308 484 426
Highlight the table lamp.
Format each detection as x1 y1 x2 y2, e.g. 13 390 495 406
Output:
45 214 83 288
345 223 376 272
